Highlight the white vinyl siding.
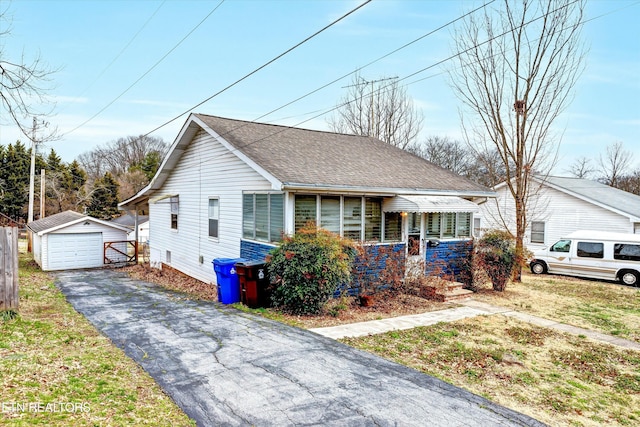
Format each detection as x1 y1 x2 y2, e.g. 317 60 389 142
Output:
480 183 635 252
149 129 273 284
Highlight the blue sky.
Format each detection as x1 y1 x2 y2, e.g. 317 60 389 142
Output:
2 0 639 174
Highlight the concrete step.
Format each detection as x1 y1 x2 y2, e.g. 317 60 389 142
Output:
434 288 474 303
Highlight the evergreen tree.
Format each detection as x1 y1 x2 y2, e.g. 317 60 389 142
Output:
0 141 30 222
86 172 119 219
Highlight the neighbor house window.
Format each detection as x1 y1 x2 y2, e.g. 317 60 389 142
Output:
170 196 179 230
208 198 219 238
243 193 284 243
530 221 545 244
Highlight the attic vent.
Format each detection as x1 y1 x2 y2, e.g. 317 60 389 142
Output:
83 221 91 225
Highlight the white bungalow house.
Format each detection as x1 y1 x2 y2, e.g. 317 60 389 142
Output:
119 114 494 285
478 175 640 251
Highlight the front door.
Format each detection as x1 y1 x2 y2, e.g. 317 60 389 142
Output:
406 212 424 277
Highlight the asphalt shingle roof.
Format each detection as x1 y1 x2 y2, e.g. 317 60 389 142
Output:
196 114 490 194
27 210 85 234
544 176 640 219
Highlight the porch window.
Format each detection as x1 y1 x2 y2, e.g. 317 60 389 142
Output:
426 212 472 239
365 197 382 241
457 213 471 238
320 196 340 234
294 195 316 230
208 198 219 238
170 196 179 230
426 212 440 238
530 221 545 244
343 197 362 240
242 192 284 243
255 194 269 241
384 212 402 242
293 195 383 242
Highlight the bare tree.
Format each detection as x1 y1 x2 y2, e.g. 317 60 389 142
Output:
449 0 586 282
411 136 471 175
566 156 595 179
78 135 167 182
328 73 423 150
598 141 633 187
0 5 58 141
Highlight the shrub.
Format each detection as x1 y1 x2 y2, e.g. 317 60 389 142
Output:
475 230 517 292
267 226 355 315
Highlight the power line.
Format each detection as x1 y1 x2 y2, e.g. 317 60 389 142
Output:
214 0 591 155
64 0 225 137
175 0 497 146
143 0 373 137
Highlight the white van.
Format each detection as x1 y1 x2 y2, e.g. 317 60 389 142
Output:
529 230 640 286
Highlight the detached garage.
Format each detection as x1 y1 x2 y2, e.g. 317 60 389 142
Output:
27 210 131 271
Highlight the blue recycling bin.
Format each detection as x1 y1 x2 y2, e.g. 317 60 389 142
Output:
212 258 245 304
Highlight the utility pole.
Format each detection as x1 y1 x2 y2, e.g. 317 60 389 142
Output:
40 169 46 219
27 117 47 252
343 76 398 137
27 117 36 252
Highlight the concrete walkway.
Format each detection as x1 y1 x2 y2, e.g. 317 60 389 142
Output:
310 299 640 351
53 269 544 427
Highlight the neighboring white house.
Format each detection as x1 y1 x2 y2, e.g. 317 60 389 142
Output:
111 214 150 244
119 114 495 285
27 210 131 271
478 175 640 251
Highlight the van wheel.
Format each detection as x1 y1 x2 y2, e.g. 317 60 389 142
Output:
619 270 639 287
530 261 547 275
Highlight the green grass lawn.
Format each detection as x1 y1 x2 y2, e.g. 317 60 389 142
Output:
0 251 194 426
472 273 640 342
342 274 640 427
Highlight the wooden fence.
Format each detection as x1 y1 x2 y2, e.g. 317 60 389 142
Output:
1 227 19 312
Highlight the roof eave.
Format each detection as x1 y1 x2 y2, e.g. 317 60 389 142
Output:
281 182 496 198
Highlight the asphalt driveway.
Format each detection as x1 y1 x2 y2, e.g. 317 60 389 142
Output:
53 269 544 427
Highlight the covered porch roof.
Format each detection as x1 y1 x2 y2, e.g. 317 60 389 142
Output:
382 195 480 213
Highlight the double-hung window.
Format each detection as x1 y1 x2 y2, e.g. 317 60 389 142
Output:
170 196 179 230
208 198 219 238
530 221 545 244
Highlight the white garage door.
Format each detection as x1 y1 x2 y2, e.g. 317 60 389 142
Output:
48 233 103 270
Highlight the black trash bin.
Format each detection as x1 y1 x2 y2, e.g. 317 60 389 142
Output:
234 260 271 308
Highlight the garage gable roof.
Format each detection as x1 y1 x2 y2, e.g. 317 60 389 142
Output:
27 210 131 235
